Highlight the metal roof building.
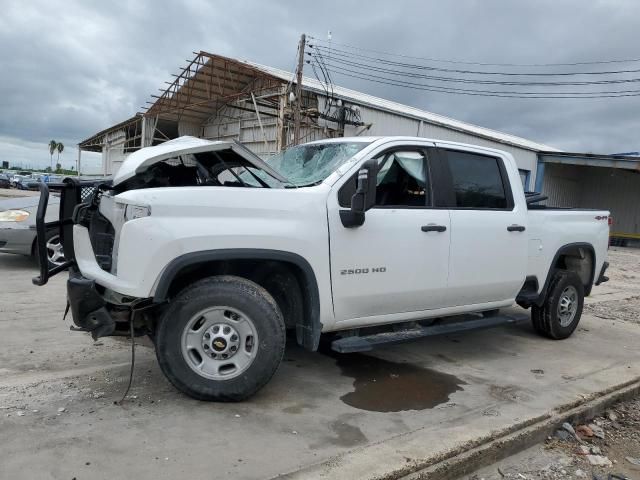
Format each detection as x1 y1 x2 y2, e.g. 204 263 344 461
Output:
536 151 640 244
77 51 639 242
78 51 556 190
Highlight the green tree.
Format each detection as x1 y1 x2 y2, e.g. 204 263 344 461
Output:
55 163 62 173
56 142 64 165
48 140 57 171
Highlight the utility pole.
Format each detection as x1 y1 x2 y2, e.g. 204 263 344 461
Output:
293 33 306 146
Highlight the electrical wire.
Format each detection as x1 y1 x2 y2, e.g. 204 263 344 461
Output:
310 44 640 77
115 309 136 406
312 60 640 96
308 35 640 68
310 60 640 98
310 53 640 87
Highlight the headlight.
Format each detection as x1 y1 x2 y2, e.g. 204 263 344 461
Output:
0 210 30 222
123 204 151 222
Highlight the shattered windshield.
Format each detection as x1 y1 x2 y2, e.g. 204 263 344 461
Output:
264 142 370 187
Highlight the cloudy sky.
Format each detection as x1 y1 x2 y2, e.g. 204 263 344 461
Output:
1 0 639 171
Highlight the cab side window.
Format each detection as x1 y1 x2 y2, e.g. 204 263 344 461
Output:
445 150 510 209
338 150 430 208
375 151 429 207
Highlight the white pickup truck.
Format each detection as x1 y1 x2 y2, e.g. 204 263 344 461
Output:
34 136 610 401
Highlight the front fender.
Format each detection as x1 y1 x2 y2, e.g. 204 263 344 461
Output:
152 249 322 351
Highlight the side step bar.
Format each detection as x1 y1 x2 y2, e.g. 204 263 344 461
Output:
330 313 529 353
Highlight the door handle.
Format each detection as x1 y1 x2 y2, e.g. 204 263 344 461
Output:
507 224 526 232
421 224 447 233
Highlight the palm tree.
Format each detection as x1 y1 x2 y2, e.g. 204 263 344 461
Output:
48 140 57 171
56 142 64 171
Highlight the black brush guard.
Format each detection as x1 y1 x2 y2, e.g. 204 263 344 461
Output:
32 178 101 286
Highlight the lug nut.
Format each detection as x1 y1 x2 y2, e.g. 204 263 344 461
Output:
231 334 238 341
203 344 209 350
223 326 231 334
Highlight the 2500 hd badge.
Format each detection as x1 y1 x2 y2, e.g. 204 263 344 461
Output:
340 267 387 275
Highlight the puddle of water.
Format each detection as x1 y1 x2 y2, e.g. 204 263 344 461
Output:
332 353 466 412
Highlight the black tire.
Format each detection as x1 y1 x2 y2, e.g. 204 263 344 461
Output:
154 275 286 401
250 263 303 330
531 270 584 340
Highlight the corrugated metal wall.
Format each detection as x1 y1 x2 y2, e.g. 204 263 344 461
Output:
540 164 584 207
542 163 640 235
196 92 541 180
342 102 539 188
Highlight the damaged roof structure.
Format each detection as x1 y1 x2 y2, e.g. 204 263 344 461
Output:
78 51 555 184
78 50 640 242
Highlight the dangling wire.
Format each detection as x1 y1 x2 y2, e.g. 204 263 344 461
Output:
115 309 136 406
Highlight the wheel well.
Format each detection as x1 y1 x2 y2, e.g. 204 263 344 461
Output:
531 243 596 307
167 258 304 299
155 251 321 350
553 246 593 292
31 229 54 256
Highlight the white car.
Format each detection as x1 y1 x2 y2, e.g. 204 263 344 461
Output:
34 136 610 401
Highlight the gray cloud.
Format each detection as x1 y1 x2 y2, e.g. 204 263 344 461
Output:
1 0 639 169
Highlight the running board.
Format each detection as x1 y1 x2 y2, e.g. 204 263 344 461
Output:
330 313 529 353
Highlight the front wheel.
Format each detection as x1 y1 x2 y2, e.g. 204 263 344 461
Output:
531 270 584 339
154 276 286 401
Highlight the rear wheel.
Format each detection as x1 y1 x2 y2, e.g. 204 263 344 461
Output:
532 271 584 339
154 275 286 401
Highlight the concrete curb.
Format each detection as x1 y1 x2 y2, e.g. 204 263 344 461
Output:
273 377 640 480
400 377 640 480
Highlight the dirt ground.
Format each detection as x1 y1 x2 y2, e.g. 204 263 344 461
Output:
0 187 38 198
465 247 640 480
1 247 639 479
584 247 640 326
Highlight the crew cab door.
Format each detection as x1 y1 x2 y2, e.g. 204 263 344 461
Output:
328 146 451 322
432 145 528 306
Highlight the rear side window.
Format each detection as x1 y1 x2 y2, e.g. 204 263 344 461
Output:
446 150 509 209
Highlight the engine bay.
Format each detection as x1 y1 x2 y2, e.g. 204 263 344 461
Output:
114 149 280 193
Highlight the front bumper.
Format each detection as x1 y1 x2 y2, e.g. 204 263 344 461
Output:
32 179 101 286
67 273 116 339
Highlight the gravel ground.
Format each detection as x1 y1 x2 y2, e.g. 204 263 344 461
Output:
467 397 640 480
584 247 640 326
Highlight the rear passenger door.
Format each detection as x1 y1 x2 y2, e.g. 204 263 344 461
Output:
432 146 528 307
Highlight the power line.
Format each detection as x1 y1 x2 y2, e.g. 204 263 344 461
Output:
308 35 640 68
311 53 640 87
310 44 640 77
309 59 640 99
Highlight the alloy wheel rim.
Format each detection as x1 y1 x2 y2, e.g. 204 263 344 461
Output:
46 235 65 266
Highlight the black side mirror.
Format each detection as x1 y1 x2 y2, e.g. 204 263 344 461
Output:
340 159 377 228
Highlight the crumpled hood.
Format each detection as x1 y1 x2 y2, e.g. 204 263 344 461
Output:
112 136 288 186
